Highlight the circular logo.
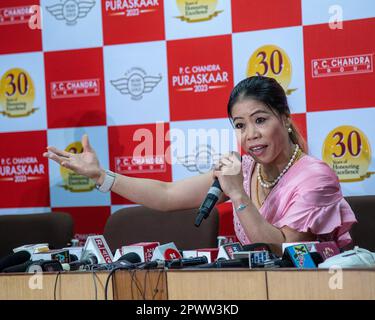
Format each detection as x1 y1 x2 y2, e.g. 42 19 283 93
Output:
322 125 372 182
63 0 79 22
247 45 292 93
60 141 95 192
176 0 218 22
0 68 35 117
164 248 181 260
128 73 145 98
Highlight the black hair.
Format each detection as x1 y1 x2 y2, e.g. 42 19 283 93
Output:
227 76 307 152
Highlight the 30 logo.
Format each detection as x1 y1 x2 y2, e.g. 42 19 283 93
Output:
0 68 38 118
247 45 297 95
322 125 373 182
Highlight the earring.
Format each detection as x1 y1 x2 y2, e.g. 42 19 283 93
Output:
287 127 292 133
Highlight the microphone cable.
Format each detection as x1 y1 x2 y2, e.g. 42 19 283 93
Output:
53 271 62 300
91 271 98 300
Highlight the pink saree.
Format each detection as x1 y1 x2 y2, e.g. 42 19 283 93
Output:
233 154 357 248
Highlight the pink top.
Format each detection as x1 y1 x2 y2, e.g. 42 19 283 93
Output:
233 154 357 248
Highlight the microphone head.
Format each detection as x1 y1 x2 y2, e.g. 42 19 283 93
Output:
69 254 79 262
0 251 31 272
118 252 141 264
310 252 324 265
242 243 272 252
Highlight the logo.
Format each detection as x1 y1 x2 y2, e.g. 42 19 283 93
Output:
105 0 160 17
110 68 162 100
60 141 96 192
115 155 166 174
46 0 95 26
177 145 221 174
247 45 297 95
0 5 35 26
175 0 222 23
312 53 373 78
322 125 374 182
172 64 229 93
164 248 181 260
50 78 100 99
0 156 45 183
0 68 38 118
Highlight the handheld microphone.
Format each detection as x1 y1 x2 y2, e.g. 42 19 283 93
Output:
85 252 143 271
69 252 98 271
196 257 249 269
195 179 222 227
2 260 34 273
143 256 209 269
283 244 320 268
118 252 142 264
0 251 31 272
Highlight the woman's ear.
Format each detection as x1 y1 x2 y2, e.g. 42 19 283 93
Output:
281 114 291 128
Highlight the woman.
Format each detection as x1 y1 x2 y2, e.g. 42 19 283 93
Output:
43 76 357 253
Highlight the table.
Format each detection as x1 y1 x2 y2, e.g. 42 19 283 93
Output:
1 269 374 300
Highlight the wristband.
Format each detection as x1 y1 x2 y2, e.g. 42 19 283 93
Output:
95 170 116 193
235 203 248 213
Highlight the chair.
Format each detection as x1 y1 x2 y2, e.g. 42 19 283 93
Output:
0 212 74 257
103 206 220 252
345 196 375 251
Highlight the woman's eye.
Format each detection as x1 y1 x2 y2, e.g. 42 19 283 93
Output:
255 117 266 124
234 123 244 129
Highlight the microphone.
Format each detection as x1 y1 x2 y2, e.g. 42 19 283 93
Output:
196 257 250 269
69 252 98 271
2 260 34 273
143 256 209 269
283 244 321 268
118 252 142 264
85 252 143 271
195 179 222 227
0 251 31 272
114 242 159 262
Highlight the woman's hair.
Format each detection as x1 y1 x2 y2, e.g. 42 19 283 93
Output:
227 76 307 153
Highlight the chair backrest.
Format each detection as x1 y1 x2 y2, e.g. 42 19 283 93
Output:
103 206 220 252
0 212 74 257
345 196 375 251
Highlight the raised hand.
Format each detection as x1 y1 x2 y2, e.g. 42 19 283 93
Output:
43 134 103 183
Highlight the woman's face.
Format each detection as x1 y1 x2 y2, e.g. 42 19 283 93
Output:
231 98 291 165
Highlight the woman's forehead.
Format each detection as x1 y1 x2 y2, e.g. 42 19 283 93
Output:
232 99 271 115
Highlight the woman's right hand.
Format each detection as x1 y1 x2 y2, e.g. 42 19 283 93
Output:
43 134 105 184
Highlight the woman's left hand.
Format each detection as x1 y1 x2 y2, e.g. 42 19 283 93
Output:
213 152 245 199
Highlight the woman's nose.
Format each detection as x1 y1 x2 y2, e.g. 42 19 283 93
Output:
245 125 260 140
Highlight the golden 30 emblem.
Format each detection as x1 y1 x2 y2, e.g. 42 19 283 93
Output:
322 125 374 182
60 141 95 192
0 68 38 117
175 0 222 23
247 45 297 95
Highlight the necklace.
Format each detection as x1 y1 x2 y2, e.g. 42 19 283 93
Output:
256 176 264 208
257 144 301 189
